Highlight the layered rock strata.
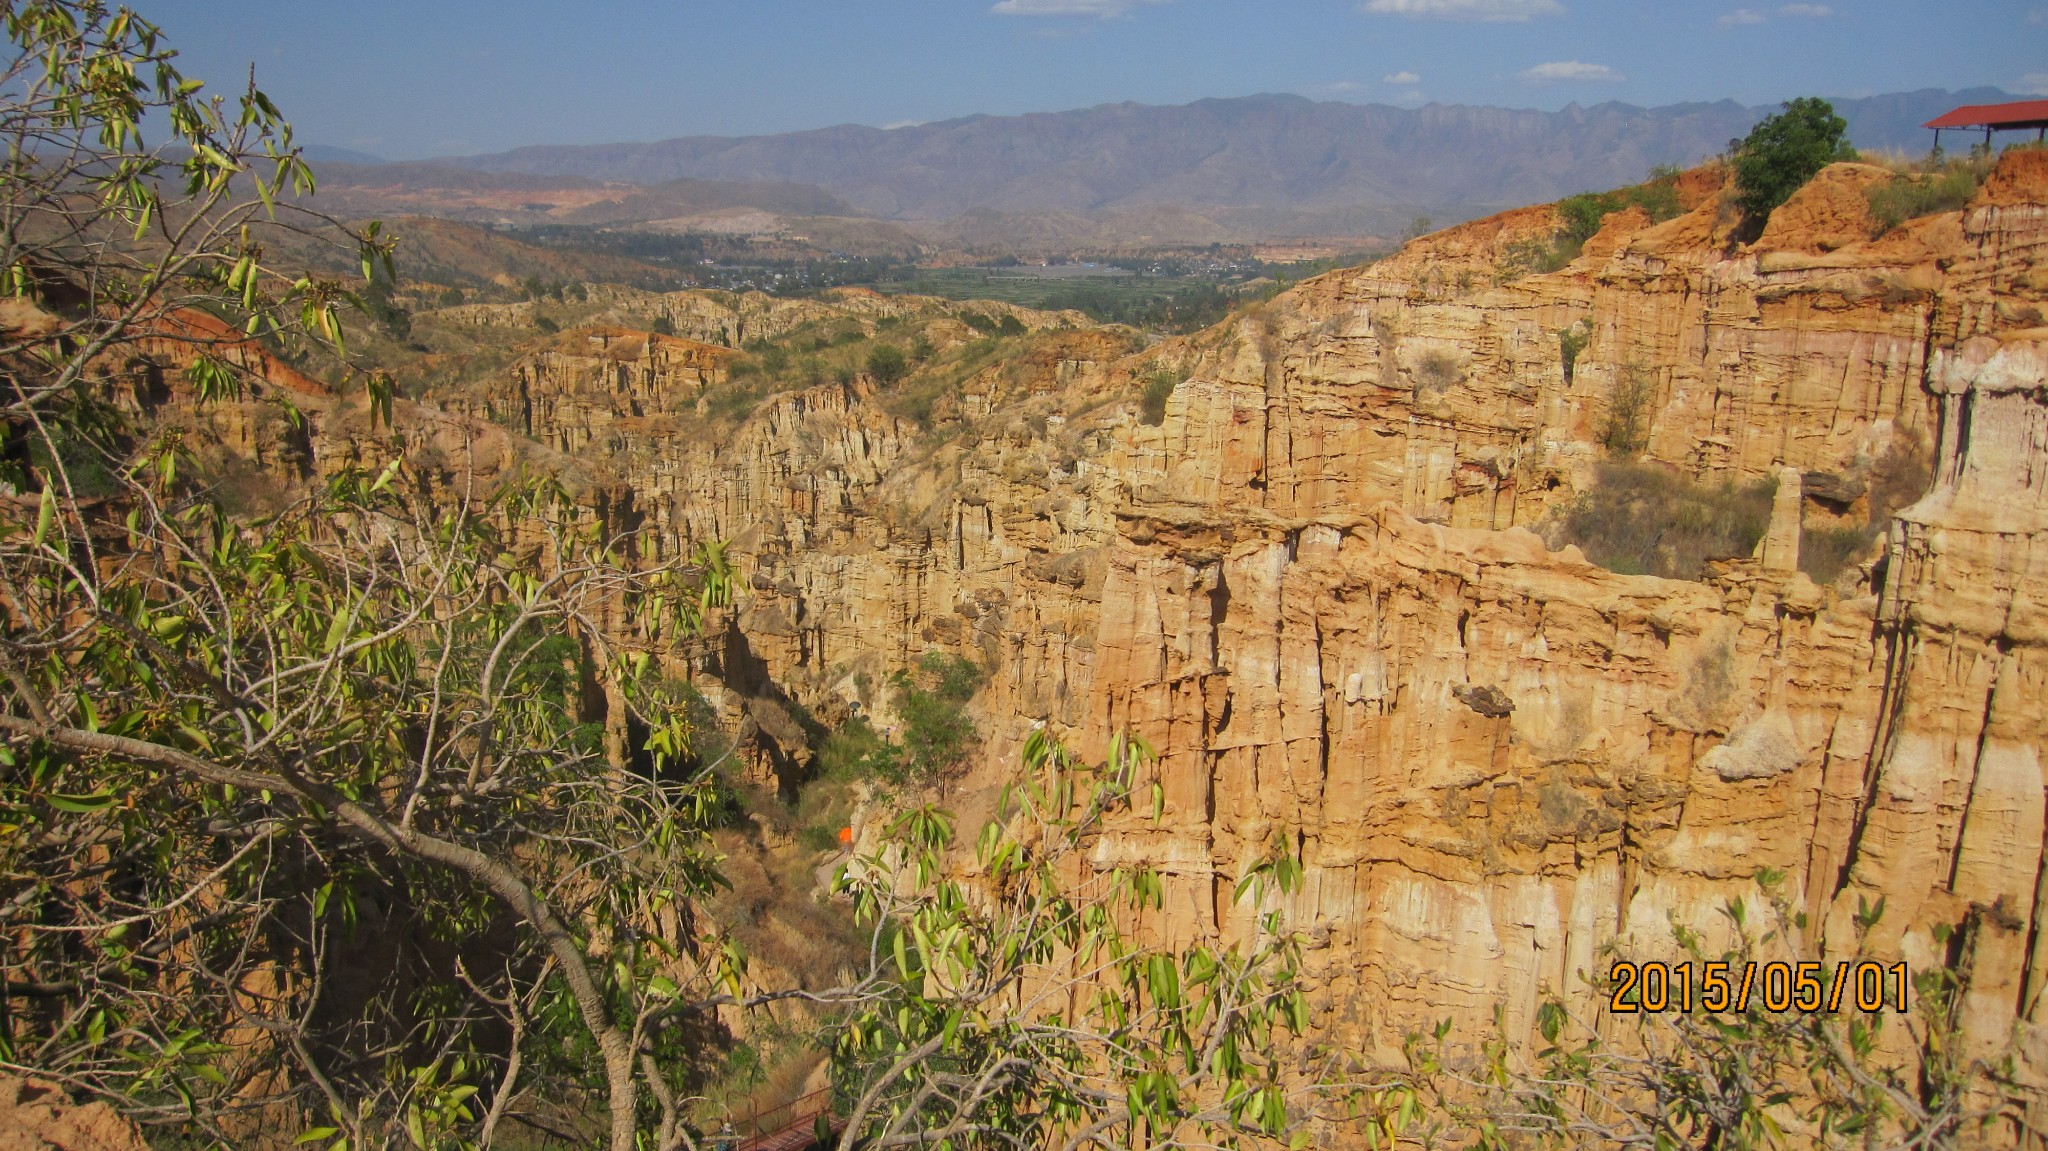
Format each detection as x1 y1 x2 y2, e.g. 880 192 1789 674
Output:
279 152 2048 1112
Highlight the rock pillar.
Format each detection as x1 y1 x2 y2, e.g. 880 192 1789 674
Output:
1758 466 1802 572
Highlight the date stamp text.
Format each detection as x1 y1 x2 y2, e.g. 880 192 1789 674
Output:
1608 961 1910 1015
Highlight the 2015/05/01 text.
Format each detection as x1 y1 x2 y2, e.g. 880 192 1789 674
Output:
1609 961 1910 1015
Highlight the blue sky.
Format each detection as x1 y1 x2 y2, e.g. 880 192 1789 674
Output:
147 0 2046 160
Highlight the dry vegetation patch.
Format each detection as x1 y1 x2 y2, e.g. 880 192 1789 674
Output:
1550 462 1776 580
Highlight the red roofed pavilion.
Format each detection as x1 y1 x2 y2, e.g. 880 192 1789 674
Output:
1924 99 2048 150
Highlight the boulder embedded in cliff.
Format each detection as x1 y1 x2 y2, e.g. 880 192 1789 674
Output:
1452 683 1516 718
1699 709 1803 782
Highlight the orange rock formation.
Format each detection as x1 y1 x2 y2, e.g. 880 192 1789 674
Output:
520 155 2047 1094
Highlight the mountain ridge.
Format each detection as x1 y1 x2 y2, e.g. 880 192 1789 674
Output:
420 87 2015 232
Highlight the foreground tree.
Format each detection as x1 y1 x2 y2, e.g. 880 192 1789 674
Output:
0 5 756 1149
829 730 1357 1151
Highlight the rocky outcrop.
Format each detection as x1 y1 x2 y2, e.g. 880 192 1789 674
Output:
0 1078 151 1151
462 326 733 456
1855 335 2048 1069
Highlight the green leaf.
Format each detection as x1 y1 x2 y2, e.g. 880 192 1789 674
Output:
295 1128 339 1145
46 790 115 814
31 483 55 548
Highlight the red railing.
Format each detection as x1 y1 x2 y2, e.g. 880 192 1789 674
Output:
728 1086 842 1151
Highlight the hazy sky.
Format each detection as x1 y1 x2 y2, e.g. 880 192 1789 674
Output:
145 0 2046 160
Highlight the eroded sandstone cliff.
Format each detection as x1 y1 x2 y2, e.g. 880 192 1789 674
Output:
444 153 2048 1101
157 150 2048 1120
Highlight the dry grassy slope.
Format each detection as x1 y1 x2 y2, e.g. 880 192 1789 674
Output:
244 213 690 293
386 217 685 290
306 162 853 222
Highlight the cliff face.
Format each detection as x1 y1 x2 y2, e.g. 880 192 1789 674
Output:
483 326 733 456
425 155 2048 1083
1136 161 1979 534
1071 156 2048 1078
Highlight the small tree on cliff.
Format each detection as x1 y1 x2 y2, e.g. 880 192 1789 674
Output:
1733 97 1856 226
866 342 909 386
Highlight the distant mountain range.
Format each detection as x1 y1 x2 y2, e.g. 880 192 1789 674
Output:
314 88 2018 246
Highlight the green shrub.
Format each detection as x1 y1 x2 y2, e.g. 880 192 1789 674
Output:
811 654 982 786
1140 368 1179 425
1506 168 1692 279
817 715 901 782
650 313 676 336
534 314 559 334
1500 234 1574 278
1556 192 1619 247
1554 462 1775 580
893 652 982 781
1557 322 1590 386
866 343 909 386
1733 97 1855 225
796 825 842 853
1865 158 1986 233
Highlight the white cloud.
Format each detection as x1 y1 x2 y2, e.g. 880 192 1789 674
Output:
991 0 1168 15
1361 0 1563 21
1778 3 1833 16
1383 70 1422 84
1717 8 1767 25
2019 73 2048 96
1518 60 1626 82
